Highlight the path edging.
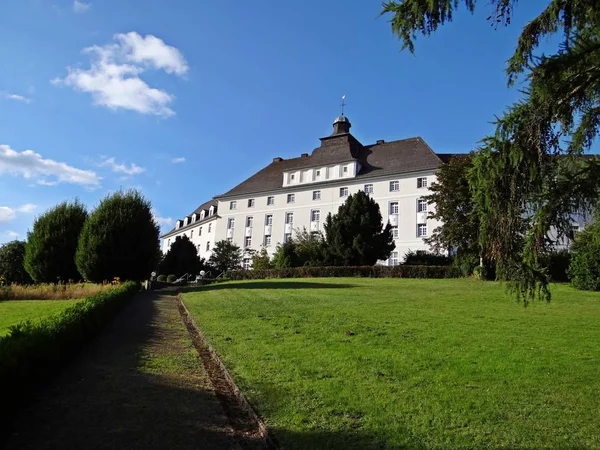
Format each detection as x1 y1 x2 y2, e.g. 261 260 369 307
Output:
176 294 276 449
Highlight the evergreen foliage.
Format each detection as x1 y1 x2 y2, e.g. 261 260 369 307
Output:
159 235 205 278
323 191 395 266
251 248 272 270
570 213 600 290
24 200 88 283
208 240 243 273
76 191 160 282
0 241 32 285
403 250 452 266
382 0 600 301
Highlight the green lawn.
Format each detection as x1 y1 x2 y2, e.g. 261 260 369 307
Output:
183 278 600 449
0 300 79 336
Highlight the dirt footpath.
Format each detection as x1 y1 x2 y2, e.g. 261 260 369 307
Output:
5 292 263 450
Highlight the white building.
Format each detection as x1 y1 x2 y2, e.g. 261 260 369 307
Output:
161 115 448 266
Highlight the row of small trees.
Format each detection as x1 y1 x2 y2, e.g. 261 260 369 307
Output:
0 191 160 284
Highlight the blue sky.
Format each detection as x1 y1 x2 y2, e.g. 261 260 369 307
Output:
0 1 563 242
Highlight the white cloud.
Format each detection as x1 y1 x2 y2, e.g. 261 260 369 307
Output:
73 1 91 13
100 157 145 176
0 144 101 187
2 92 32 104
52 32 188 116
0 204 37 224
3 231 20 241
171 157 185 163
151 209 173 229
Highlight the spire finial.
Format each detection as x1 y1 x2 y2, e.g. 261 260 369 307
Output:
340 94 346 116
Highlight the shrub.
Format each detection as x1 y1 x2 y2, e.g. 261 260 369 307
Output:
0 241 32 285
24 200 88 283
76 190 160 282
546 250 571 283
159 235 204 278
225 265 461 280
570 222 600 290
157 274 167 282
208 240 243 273
403 250 452 266
0 282 138 439
166 274 177 283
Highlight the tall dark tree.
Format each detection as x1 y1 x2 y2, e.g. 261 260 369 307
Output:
25 200 88 283
76 190 160 282
208 240 243 273
382 0 600 301
0 241 32 285
424 153 479 262
323 191 395 266
159 235 205 278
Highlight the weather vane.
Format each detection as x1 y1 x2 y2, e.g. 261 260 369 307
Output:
341 95 346 116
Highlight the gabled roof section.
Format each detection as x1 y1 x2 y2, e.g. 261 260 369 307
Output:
218 136 444 198
160 199 218 239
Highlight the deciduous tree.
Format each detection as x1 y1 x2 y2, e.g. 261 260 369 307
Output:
208 240 243 273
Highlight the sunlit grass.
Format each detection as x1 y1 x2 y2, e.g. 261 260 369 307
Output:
183 278 600 449
0 283 115 301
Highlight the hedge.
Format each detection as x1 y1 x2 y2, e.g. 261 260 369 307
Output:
226 265 462 280
0 281 138 442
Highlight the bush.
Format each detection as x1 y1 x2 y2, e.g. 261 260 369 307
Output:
570 222 600 290
0 282 138 440
0 241 32 285
546 250 571 283
76 190 160 283
157 274 167 282
225 265 461 280
24 200 88 283
403 250 452 266
166 274 177 283
159 235 204 278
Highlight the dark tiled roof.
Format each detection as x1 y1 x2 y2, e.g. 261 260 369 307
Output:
218 135 444 198
160 199 218 239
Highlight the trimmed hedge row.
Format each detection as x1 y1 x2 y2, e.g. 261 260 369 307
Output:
226 265 462 280
0 282 139 441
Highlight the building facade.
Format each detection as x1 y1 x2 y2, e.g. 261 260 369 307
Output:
161 115 448 266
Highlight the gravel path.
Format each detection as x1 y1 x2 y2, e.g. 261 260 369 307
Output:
5 292 262 450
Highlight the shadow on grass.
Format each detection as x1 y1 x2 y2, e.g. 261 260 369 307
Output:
177 281 357 293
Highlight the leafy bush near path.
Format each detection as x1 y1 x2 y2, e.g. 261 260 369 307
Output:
226 265 461 280
0 282 138 439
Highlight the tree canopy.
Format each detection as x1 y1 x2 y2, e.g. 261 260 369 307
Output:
0 241 32 285
76 190 160 282
25 200 88 283
208 240 243 273
383 0 600 301
159 235 205 278
323 191 395 266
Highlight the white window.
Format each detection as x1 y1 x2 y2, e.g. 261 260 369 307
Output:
286 212 294 224
264 235 272 246
389 180 400 192
227 218 235 229
246 216 253 228
313 190 321 200
290 174 295 181
389 252 399 266
364 184 373 194
417 177 428 188
267 196 275 205
206 242 210 251
197 244 201 252
316 169 321 177
245 236 252 248
191 230 194 239
287 193 295 204
389 202 399 214
200 211 205 220
417 199 428 212
343 166 348 173
391 226 398 238
175 222 180 230
208 223 212 233
248 199 255 208
209 206 214 216
311 210 320 222
167 239 170 246
284 233 292 243
230 201 236 210
265 215 273 226
184 217 189 226
192 215 197 223
417 224 427 237
242 258 251 269
199 227 202 236
340 187 349 197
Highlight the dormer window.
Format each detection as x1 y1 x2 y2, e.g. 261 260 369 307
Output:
184 217 189 226
229 201 236 210
343 166 348 173
248 199 255 208
209 205 215 215
200 211 205 220
316 170 321 177
175 220 182 230
290 174 295 181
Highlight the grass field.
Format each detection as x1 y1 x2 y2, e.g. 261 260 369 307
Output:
183 278 600 449
0 300 79 336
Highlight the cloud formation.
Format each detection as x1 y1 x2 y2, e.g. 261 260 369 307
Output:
73 1 91 13
100 157 145 176
151 209 173 229
52 32 188 116
171 157 185 163
0 204 37 224
2 92 31 103
0 144 100 187
3 231 20 241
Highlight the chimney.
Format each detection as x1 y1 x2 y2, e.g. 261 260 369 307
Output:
273 157 283 162
301 153 308 158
